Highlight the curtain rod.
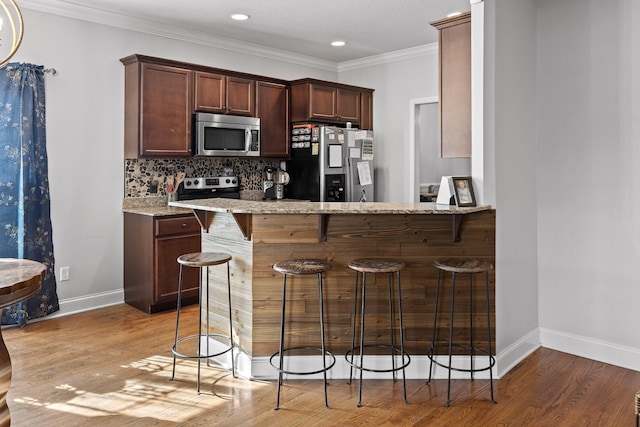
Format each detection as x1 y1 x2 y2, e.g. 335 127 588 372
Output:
44 68 57 75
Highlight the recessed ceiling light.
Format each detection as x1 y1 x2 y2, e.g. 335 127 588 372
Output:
447 11 462 18
231 13 250 21
331 41 346 47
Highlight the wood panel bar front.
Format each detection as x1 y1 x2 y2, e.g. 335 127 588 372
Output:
193 207 496 376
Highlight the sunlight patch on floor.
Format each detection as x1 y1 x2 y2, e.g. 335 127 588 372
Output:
11 354 270 423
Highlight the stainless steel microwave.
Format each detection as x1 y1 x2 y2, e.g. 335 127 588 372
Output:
194 112 260 157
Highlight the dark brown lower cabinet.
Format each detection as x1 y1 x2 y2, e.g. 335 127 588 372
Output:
124 213 201 313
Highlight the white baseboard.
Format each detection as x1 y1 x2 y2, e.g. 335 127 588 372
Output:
540 327 640 372
46 289 124 320
494 328 541 377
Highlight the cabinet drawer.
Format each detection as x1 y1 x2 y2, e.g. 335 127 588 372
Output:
155 216 201 237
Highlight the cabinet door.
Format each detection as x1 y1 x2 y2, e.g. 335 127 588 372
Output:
308 84 337 120
360 91 373 130
257 81 289 158
433 12 471 158
336 88 360 123
226 76 255 116
195 71 225 113
155 233 201 304
140 63 193 156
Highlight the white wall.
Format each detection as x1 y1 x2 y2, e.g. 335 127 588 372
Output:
13 8 337 314
536 0 640 369
484 0 541 374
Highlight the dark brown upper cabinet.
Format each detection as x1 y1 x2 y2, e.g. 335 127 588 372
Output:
290 79 372 126
195 71 255 116
122 56 194 158
256 81 290 158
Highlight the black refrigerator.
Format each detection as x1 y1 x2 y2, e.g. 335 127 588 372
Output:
286 125 374 202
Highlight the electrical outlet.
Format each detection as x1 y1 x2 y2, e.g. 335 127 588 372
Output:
60 266 70 281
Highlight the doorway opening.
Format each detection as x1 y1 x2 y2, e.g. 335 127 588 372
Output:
409 98 470 202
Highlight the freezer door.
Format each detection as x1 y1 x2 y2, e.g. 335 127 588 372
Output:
346 132 374 202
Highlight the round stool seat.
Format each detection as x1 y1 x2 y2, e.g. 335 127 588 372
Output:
178 252 232 267
348 258 405 274
273 259 331 275
433 258 493 274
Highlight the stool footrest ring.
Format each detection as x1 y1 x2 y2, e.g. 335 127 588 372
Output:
270 346 336 376
345 344 411 373
172 333 234 360
427 343 495 373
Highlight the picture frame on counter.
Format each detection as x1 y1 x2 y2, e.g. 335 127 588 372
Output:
452 176 476 207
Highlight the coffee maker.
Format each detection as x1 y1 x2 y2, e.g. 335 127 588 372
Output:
263 167 276 200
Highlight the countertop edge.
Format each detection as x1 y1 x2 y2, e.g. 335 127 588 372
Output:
167 199 492 215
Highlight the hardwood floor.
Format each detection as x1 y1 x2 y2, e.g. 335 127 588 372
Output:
3 304 639 426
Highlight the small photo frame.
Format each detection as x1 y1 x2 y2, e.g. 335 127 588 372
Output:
452 176 476 207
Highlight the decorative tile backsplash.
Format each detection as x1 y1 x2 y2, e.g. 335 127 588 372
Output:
124 158 279 198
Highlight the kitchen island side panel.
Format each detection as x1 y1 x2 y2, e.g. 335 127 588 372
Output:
200 212 254 357
249 211 496 357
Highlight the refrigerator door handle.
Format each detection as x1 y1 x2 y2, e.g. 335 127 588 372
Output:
346 157 353 202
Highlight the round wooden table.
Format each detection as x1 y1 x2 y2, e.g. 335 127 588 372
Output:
0 258 45 426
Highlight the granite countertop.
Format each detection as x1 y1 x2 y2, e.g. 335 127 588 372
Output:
122 196 193 217
168 198 491 215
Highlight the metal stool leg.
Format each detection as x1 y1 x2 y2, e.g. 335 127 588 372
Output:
469 273 474 381
357 272 367 408
446 272 457 408
318 272 330 409
348 271 359 385
485 271 496 403
427 268 442 384
388 273 396 382
196 266 206 394
171 264 185 381
227 262 236 378
396 270 408 404
275 273 287 410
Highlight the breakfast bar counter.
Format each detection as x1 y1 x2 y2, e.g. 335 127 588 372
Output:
169 199 496 379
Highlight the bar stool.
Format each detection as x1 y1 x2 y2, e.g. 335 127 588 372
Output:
427 258 496 407
345 258 410 407
270 259 335 410
171 252 235 394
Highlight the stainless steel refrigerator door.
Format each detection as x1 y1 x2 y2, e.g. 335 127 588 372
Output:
320 126 347 201
345 131 374 202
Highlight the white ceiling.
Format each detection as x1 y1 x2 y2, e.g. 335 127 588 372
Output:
22 0 471 63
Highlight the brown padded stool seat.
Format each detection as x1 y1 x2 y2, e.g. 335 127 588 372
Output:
171 251 235 394
271 259 334 410
428 257 495 407
346 258 410 407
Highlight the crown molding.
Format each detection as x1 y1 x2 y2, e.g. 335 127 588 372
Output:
338 43 439 72
21 0 438 73
20 0 339 72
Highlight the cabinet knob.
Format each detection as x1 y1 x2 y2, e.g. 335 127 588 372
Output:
181 223 187 227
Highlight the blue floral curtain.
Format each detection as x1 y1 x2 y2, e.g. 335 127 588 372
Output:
0 63 59 326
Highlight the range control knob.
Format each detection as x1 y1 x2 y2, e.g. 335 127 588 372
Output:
193 179 199 186
226 178 231 184
185 180 192 187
